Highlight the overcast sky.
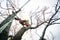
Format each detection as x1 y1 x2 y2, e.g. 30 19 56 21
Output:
0 0 60 40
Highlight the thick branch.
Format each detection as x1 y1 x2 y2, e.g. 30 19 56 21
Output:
12 27 29 40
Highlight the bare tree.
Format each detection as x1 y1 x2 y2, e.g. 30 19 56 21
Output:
40 0 60 40
0 0 60 40
0 0 30 40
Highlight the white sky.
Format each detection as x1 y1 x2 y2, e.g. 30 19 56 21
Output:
0 0 60 40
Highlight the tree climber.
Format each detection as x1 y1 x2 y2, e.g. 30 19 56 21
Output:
8 35 13 40
14 17 30 27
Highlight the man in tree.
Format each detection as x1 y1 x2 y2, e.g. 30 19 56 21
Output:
15 17 30 27
8 35 13 40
